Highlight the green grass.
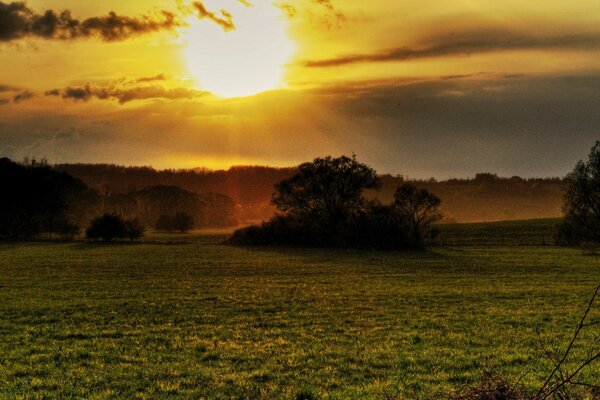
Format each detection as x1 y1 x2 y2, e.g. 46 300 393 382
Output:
437 218 561 246
0 229 598 399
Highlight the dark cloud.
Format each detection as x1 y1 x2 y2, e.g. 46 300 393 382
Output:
0 84 19 92
47 83 206 104
192 1 235 32
12 90 33 103
0 1 181 42
134 74 167 83
0 98 9 106
306 29 600 67
301 73 600 177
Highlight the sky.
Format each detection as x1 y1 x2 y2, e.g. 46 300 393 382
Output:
1 0 599 178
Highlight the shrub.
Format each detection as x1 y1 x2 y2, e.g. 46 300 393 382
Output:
86 214 127 242
124 218 145 241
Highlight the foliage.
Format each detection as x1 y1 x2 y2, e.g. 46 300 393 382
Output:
86 214 144 241
272 155 381 230
556 141 600 247
124 218 145 241
0 158 97 240
58 163 568 225
394 183 442 247
86 214 127 241
232 156 441 249
155 212 195 233
105 185 237 229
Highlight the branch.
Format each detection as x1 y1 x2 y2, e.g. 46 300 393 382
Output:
536 283 600 399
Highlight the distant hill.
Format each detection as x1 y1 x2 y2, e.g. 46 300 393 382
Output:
56 164 567 224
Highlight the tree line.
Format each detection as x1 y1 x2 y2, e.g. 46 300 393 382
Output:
2 141 598 248
0 158 238 241
57 162 568 224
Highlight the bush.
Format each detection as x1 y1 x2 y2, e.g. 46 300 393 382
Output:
228 203 417 250
86 214 127 242
124 218 145 241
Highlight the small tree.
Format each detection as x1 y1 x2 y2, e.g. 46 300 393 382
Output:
272 155 381 230
86 214 127 242
393 184 442 247
173 212 194 233
557 141 600 247
124 218 145 241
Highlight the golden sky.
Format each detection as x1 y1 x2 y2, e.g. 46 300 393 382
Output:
1 0 600 177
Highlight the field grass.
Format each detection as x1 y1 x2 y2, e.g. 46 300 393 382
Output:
0 225 598 399
437 218 561 246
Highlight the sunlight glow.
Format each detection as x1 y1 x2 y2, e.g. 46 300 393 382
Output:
183 0 295 98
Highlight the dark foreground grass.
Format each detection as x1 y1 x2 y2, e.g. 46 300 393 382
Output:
0 233 598 399
437 219 561 246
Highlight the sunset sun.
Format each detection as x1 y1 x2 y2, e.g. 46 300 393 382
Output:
183 0 295 98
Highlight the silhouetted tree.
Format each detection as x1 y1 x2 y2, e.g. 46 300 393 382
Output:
556 141 600 246
173 212 194 233
272 155 381 231
86 214 127 242
230 156 443 250
0 158 96 240
124 218 145 241
393 184 442 247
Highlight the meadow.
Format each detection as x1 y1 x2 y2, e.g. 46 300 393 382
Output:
0 221 598 399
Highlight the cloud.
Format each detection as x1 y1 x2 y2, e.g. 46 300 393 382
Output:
310 0 346 29
306 29 600 67
0 1 181 42
192 1 235 32
12 90 33 103
0 84 19 92
0 98 9 106
134 74 167 83
46 82 207 104
274 3 297 18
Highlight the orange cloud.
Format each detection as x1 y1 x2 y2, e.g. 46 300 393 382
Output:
192 1 235 32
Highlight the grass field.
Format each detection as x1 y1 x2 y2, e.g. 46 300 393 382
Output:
436 218 561 246
0 222 598 399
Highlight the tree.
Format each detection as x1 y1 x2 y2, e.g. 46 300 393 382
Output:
173 212 194 233
393 184 442 247
0 158 96 240
124 218 145 241
86 214 127 242
272 155 381 230
557 141 600 246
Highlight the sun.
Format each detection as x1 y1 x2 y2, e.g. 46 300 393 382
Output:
183 0 295 99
